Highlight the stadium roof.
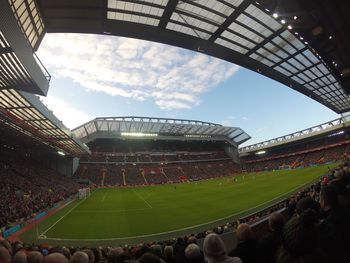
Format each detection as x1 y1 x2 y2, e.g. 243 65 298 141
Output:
0 0 49 96
239 117 349 154
72 116 251 146
0 89 90 156
32 0 350 113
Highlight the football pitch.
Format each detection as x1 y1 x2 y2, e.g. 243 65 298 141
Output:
20 164 335 246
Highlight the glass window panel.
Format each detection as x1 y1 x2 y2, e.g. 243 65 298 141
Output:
295 53 312 67
310 67 323 78
303 50 319 64
272 36 297 55
274 65 292 76
215 38 248 54
245 4 282 31
297 72 311 82
249 53 274 66
257 48 280 62
236 14 272 37
228 22 264 43
221 30 256 48
280 62 298 74
305 84 314 90
288 58 305 70
304 70 317 80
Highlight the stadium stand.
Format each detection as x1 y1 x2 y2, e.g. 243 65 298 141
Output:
1 0 350 261
1 159 350 262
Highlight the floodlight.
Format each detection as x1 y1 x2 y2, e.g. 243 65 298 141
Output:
256 150 266 155
57 151 65 156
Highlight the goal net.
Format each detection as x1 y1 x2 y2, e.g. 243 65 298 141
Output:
78 188 91 200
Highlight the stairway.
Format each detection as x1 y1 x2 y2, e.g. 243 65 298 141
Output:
141 169 148 185
101 169 106 186
161 168 169 182
122 171 126 186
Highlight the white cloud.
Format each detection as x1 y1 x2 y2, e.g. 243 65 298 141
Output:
41 96 92 129
38 34 240 110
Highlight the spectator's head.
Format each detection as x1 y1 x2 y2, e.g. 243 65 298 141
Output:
90 248 101 263
108 247 130 263
61 247 71 260
320 185 338 210
268 212 286 232
296 197 320 215
280 209 319 257
138 252 162 263
0 240 12 254
81 249 94 263
203 233 227 262
187 236 197 245
150 244 162 258
163 246 173 258
236 223 254 241
71 251 89 263
185 243 203 263
0 246 11 263
13 251 27 263
27 251 43 263
42 253 68 263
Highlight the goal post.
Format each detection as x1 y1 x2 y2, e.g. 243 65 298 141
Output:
78 187 91 200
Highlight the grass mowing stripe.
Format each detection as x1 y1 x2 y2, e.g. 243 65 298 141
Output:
132 189 153 208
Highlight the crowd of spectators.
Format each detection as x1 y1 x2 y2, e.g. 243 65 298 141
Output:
1 157 350 262
243 144 347 172
75 161 241 186
0 161 80 229
82 151 230 164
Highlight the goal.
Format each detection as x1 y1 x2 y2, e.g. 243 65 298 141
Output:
78 188 91 200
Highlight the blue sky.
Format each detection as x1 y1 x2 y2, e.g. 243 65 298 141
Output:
37 33 339 146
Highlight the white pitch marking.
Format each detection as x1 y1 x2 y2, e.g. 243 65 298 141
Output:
132 189 153 208
75 207 151 213
38 193 92 237
102 193 108 202
38 177 319 242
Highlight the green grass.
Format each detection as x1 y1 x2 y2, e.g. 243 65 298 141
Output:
20 164 335 246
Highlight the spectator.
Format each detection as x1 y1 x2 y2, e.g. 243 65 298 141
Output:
0 246 11 263
13 251 27 263
82 249 95 263
150 245 162 258
229 223 260 263
108 247 130 263
163 246 174 263
319 185 347 262
184 243 204 263
260 212 285 263
71 251 89 263
277 209 324 263
42 253 68 263
27 251 43 263
138 252 163 263
203 233 241 263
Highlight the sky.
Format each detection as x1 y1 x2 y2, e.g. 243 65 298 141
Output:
37 33 339 147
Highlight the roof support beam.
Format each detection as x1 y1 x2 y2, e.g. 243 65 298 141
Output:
159 0 179 29
208 0 253 42
246 27 285 57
